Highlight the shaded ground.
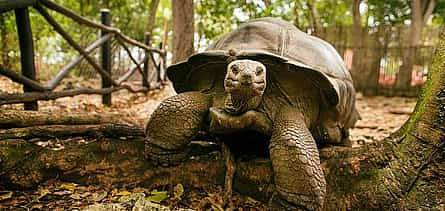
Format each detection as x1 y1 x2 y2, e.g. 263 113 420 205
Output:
0 76 417 210
350 93 416 146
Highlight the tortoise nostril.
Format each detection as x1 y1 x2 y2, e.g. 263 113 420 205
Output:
240 74 252 82
241 74 251 79
240 74 253 85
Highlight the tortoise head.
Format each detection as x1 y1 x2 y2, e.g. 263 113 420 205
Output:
223 59 266 115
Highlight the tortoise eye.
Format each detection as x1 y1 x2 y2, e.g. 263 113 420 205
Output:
231 65 239 74
256 66 264 75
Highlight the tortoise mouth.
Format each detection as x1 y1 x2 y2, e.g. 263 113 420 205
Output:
225 79 265 89
223 101 247 115
224 106 241 115
225 79 265 97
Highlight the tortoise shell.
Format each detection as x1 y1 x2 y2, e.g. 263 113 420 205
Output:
168 17 359 132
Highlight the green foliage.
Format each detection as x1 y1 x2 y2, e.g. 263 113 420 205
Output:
433 0 445 24
0 12 20 70
1 0 445 79
367 0 410 25
195 0 298 47
316 0 353 26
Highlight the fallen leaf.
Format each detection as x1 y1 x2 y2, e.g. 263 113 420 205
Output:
80 192 91 198
59 182 76 192
31 204 44 209
52 190 72 196
70 193 81 200
90 191 107 202
118 192 145 203
114 190 131 196
245 196 259 205
133 187 148 193
210 203 224 211
146 190 168 203
38 188 50 199
0 191 13 201
173 184 184 200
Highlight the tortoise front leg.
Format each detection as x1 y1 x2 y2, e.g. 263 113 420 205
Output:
145 91 212 166
269 108 326 210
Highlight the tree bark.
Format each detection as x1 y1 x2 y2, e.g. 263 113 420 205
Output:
0 123 143 140
351 0 364 91
171 0 194 64
145 0 160 34
0 110 135 128
306 0 321 36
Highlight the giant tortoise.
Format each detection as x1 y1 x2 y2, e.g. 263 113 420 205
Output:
144 17 360 210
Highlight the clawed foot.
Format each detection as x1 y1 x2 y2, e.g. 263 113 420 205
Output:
145 141 190 166
269 193 310 211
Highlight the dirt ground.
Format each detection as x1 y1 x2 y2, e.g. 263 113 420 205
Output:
0 76 417 210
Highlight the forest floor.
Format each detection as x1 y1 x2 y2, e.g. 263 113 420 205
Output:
0 76 417 210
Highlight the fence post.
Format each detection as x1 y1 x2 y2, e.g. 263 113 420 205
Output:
143 32 151 88
15 7 38 110
159 42 166 83
100 9 111 106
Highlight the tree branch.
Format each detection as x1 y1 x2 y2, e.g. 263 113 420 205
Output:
423 0 436 24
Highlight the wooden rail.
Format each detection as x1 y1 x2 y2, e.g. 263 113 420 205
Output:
46 34 113 90
39 0 165 55
0 0 37 13
0 0 168 110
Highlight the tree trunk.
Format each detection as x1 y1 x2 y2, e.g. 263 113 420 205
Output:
351 0 364 91
306 0 321 36
145 0 160 34
292 2 300 29
262 0 272 8
395 0 436 92
0 13 9 68
171 0 194 64
1 30 445 209
363 25 387 96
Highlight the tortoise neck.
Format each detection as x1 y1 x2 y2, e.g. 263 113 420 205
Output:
223 92 263 115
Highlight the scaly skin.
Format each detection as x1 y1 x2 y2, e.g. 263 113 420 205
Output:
208 107 272 135
269 107 326 210
144 92 212 166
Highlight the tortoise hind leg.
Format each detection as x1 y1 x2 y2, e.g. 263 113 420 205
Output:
145 92 212 166
269 108 326 210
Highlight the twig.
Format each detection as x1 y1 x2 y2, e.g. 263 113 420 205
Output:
221 141 236 207
39 0 165 55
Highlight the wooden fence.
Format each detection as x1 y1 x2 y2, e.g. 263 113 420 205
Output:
317 25 442 96
0 0 167 110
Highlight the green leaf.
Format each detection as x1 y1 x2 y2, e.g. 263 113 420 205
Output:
115 190 131 196
59 182 76 192
0 191 13 201
146 190 168 203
